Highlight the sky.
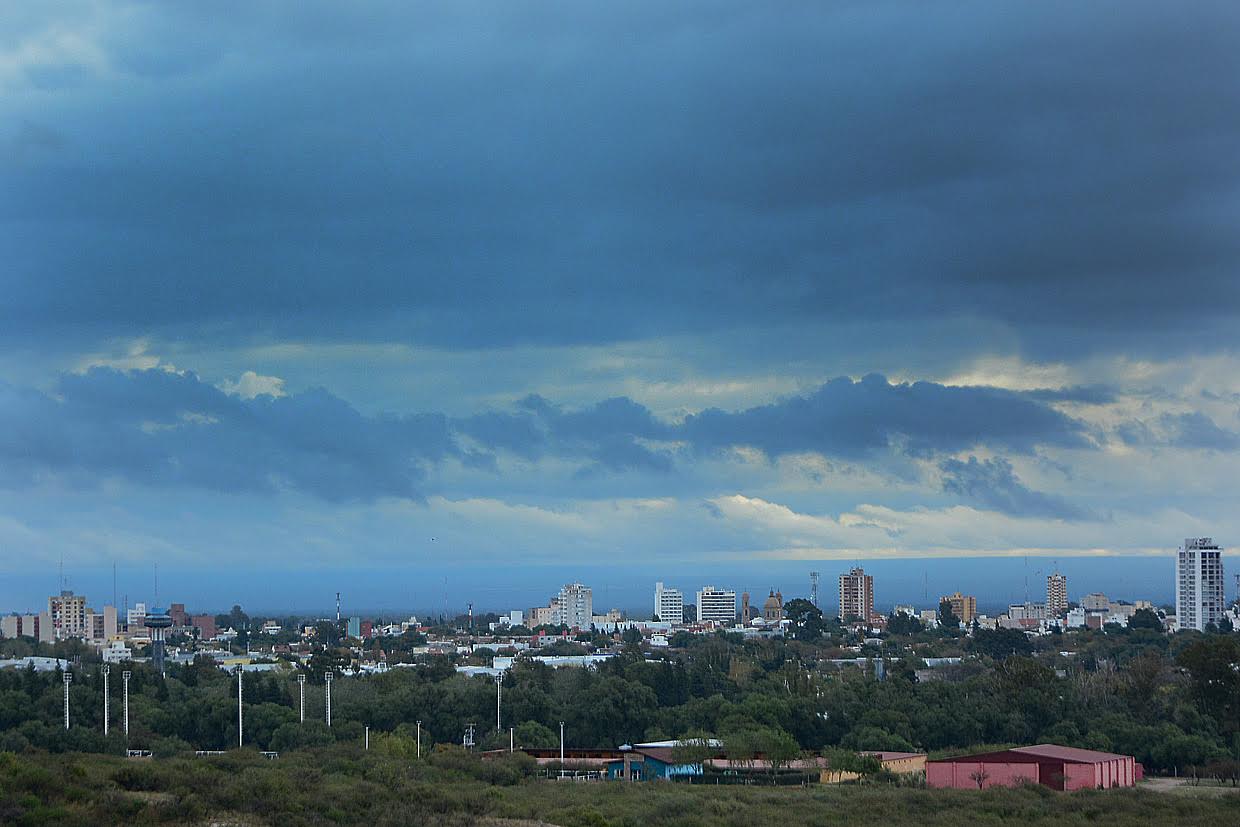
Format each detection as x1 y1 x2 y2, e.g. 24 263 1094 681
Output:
3 2 1240 613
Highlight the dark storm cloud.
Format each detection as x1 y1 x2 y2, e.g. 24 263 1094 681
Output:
0 368 454 500
3 1 1240 358
456 395 673 473
679 374 1091 460
0 369 1090 501
1117 411 1240 451
938 456 1094 521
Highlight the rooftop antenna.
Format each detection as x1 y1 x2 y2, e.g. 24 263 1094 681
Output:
336 592 341 623
59 553 64 593
468 602 473 632
153 562 159 606
112 562 117 609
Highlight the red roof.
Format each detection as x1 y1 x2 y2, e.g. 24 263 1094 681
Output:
929 744 1131 765
1009 745 1130 763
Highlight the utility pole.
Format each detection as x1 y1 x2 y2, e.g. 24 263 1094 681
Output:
63 671 72 730
324 671 333 727
122 671 131 736
236 666 244 748
102 665 110 737
297 673 306 722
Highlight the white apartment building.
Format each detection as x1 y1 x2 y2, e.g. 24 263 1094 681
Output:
654 582 684 625
1177 537 1226 632
552 583 593 629
838 568 874 621
696 586 736 624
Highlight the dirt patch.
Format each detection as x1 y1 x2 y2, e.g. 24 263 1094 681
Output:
1141 777 1240 797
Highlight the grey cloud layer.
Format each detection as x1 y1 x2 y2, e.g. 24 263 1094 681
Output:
939 456 1093 521
0 369 454 500
2 369 1092 516
4 1 1240 360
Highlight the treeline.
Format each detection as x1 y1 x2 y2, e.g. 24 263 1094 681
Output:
2 627 1239 773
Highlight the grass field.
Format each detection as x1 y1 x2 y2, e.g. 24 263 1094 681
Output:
2 748 1237 827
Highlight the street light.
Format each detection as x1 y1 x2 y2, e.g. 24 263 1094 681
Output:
63 671 72 730
324 671 333 727
102 665 110 737
122 671 131 736
297 673 306 723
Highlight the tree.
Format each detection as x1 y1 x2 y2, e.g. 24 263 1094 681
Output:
938 600 959 630
1177 637 1240 734
671 734 715 778
756 727 800 777
1128 608 1163 631
886 612 923 636
970 627 1033 660
784 599 824 640
969 767 990 788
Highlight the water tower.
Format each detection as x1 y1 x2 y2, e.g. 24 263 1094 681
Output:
144 606 172 674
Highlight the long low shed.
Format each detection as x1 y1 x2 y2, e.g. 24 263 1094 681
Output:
926 744 1138 791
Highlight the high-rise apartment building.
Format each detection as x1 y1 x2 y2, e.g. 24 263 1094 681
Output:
48 590 87 638
553 583 593 629
654 582 684 625
941 592 977 624
696 586 737 624
1177 537 1225 632
1046 572 1068 618
838 568 874 621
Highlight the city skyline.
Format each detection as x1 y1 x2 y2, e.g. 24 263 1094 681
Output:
5 3 1240 578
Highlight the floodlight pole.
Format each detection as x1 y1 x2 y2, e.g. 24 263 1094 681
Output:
236 666 244 747
494 673 502 732
122 671 131 736
63 671 72 730
102 665 110 736
297 673 306 722
324 671 333 727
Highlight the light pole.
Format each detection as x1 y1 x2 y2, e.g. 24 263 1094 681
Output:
122 671 131 736
365 726 369 750
102 665 110 737
416 720 422 758
324 671 333 727
297 673 306 723
63 671 72 730
559 721 565 766
236 666 244 748
509 726 514 753
494 673 502 732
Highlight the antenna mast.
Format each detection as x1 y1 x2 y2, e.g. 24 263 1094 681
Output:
810 572 820 608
